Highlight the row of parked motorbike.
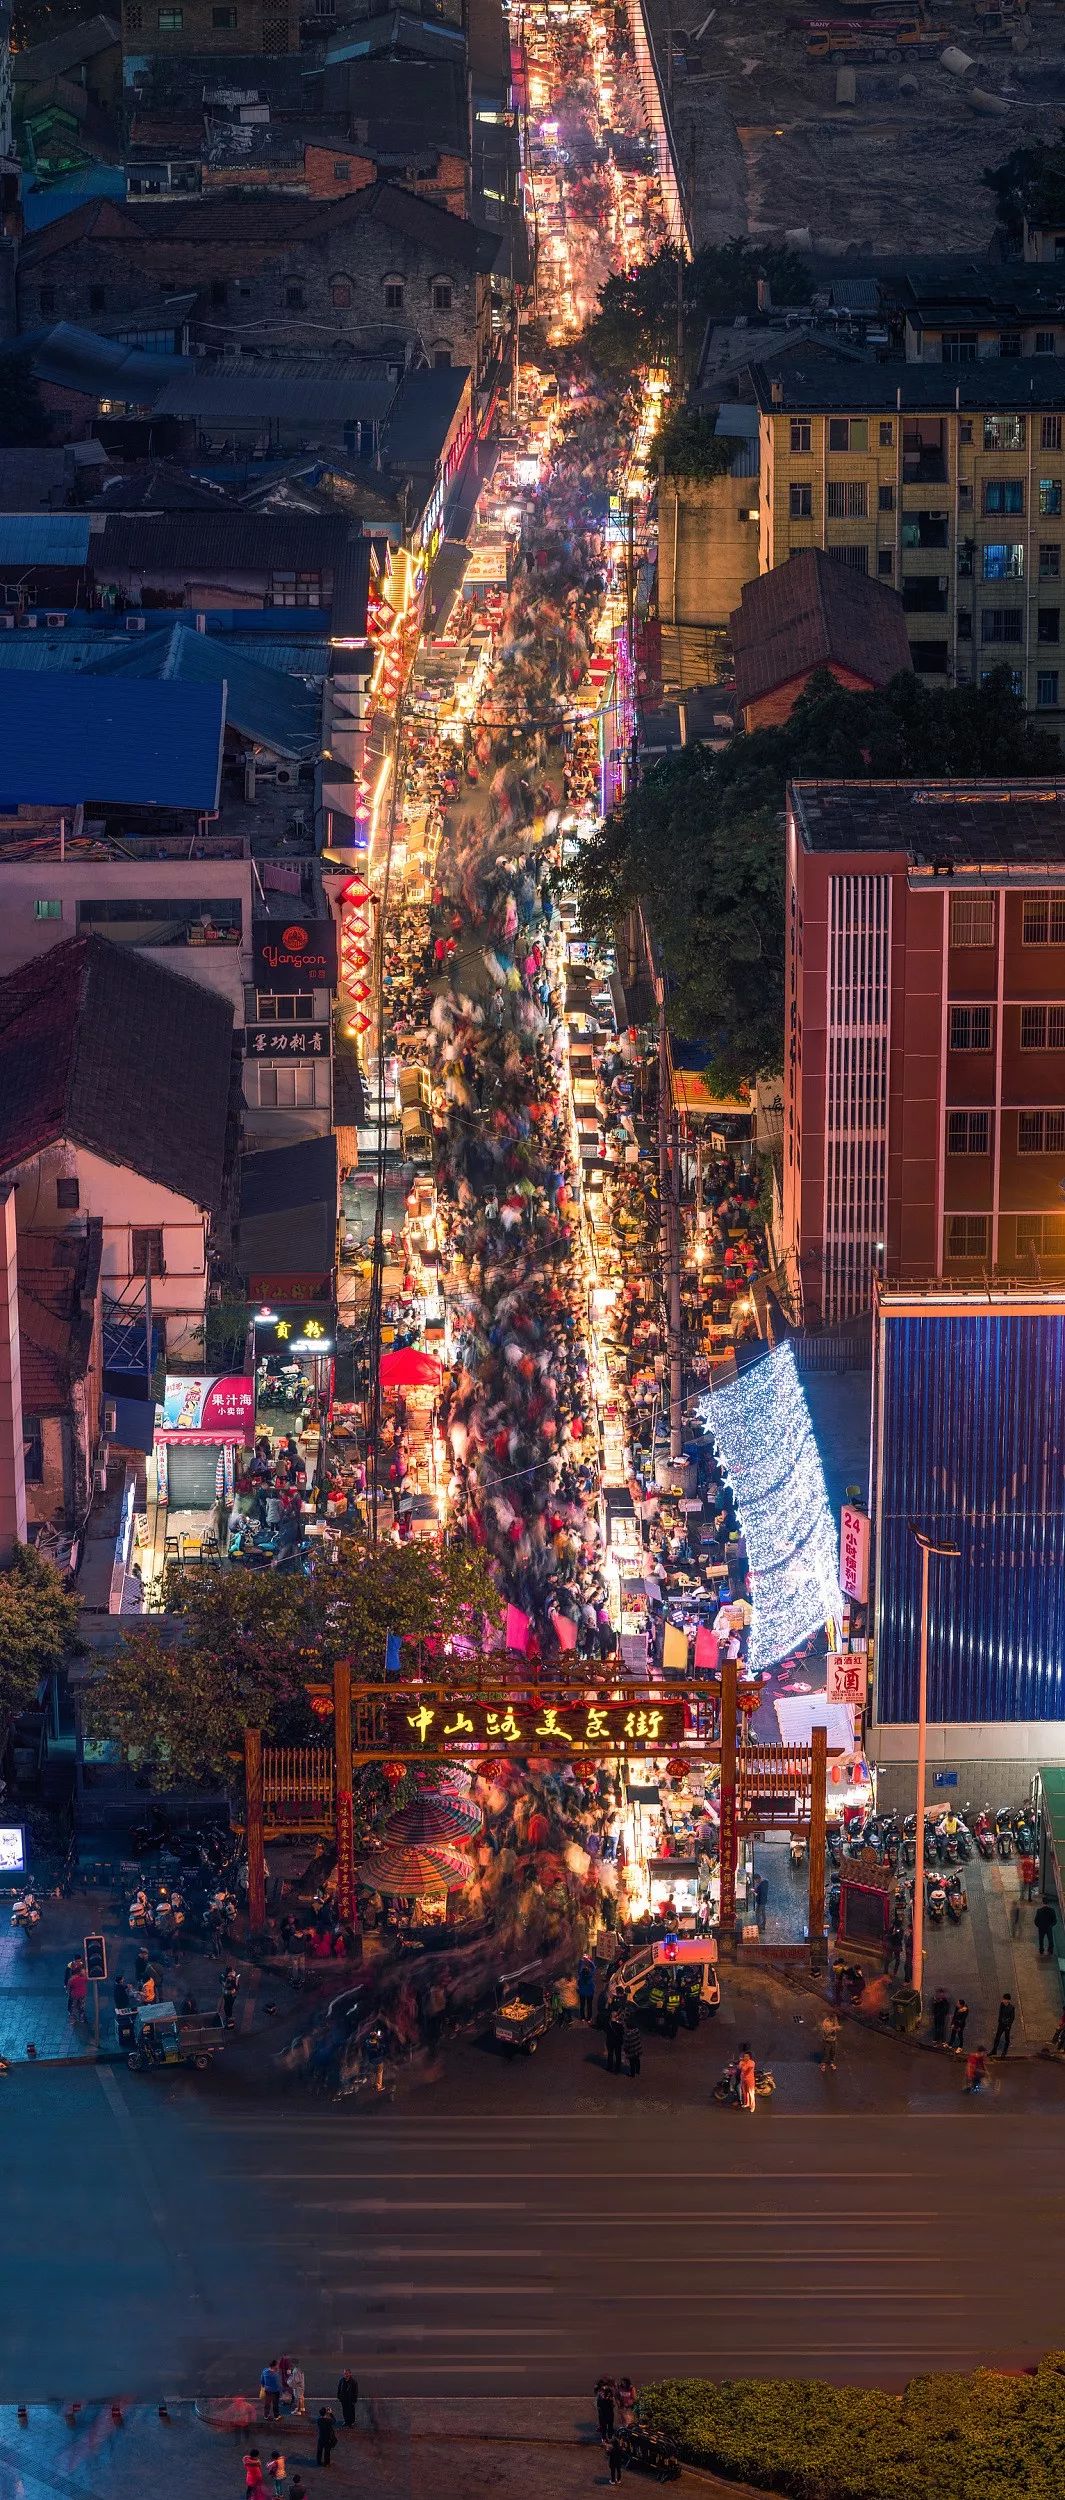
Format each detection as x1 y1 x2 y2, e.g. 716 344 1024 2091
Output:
830 1803 1036 1873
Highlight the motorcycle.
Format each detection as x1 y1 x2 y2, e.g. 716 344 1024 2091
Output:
153 1885 186 1945
10 1890 40 1931
994 1808 1015 1860
926 1875 948 1925
206 1889 238 1948
128 1889 155 1932
945 1875 968 1924
713 2060 776 2105
973 1809 996 1861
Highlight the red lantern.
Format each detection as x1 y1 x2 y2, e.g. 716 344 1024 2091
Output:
381 1761 407 1785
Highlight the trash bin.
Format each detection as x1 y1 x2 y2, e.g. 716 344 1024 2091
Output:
892 1983 921 2035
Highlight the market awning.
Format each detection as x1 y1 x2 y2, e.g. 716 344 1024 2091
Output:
379 1346 442 1389
671 1068 751 1121
426 537 470 635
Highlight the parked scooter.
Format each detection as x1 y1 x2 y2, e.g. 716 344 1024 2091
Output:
10 1889 40 1931
995 1808 1015 1859
128 1887 155 1932
945 1874 968 1924
713 2060 776 2105
973 1808 996 1861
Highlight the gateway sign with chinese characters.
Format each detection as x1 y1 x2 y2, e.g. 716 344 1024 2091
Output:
354 1697 688 1757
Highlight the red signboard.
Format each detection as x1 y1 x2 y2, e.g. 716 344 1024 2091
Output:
840 1503 870 1603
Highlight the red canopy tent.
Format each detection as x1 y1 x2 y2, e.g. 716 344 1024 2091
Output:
379 1348 443 1390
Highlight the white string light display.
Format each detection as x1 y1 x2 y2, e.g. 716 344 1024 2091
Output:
697 1345 844 1672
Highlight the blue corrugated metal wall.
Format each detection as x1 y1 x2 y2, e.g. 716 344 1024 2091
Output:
876 1310 1065 1724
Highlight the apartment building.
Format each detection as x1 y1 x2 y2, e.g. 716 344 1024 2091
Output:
782 779 1065 1324
752 360 1065 726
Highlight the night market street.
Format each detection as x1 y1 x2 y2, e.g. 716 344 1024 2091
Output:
6 1993 1065 2403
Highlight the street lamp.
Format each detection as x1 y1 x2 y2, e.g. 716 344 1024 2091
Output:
909 1525 960 2007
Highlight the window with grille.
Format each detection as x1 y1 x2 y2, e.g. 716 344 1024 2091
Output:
826 480 867 519
984 479 1024 514
982 542 1024 580
1016 1211 1065 1256
1036 331 1056 355
949 1004 992 1050
829 544 869 573
981 607 1023 641
984 415 1025 450
947 1213 989 1257
1018 1109 1065 1153
1021 892 1065 944
947 1110 990 1153
1020 1004 1065 1047
949 893 995 947
790 420 811 453
1043 415 1063 450
256 992 315 1019
131 1227 165 1277
383 277 405 310
431 279 453 311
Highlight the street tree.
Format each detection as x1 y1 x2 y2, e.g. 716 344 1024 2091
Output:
86 1539 504 1788
0 1542 80 1741
584 239 810 384
576 667 1059 1086
984 133 1065 249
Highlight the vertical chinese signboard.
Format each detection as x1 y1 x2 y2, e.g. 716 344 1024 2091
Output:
839 1503 870 1604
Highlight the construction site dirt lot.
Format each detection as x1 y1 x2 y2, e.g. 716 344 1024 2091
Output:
643 0 1065 252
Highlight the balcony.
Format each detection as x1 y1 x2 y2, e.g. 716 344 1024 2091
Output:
901 515 950 552
902 577 950 613
902 452 949 486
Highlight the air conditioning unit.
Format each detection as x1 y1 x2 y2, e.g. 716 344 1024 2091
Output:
104 1401 118 1436
0 614 13 630
45 612 67 628
125 615 147 633
96 1463 108 1492
17 613 37 629
273 762 300 788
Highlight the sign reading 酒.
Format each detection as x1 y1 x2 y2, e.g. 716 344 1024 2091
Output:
354 1697 689 1757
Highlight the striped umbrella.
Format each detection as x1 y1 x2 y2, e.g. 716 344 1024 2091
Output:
385 1795 483 1845
358 1841 472 1895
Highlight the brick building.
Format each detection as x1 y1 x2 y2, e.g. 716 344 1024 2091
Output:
18 183 501 378
782 779 1065 1324
752 359 1065 728
730 550 912 731
121 0 298 61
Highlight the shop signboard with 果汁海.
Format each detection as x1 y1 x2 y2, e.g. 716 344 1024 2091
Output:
158 1375 255 1444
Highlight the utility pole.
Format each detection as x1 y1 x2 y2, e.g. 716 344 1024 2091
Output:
808 1722 828 1968
909 1527 960 2007
718 1646 738 1946
334 1654 355 1929
244 1724 266 1932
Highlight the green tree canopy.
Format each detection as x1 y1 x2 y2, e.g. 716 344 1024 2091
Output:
0 1542 80 1737
0 355 51 450
576 667 1059 1086
653 405 737 482
85 1540 503 1788
985 133 1065 247
583 239 810 385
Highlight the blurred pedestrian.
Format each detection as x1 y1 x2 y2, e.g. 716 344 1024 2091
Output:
754 1874 769 1932
221 1966 241 2028
622 2014 641 2079
964 2045 988 2095
266 2452 286 2498
243 2452 264 2494
931 1989 951 2046
315 2409 338 2469
288 2363 306 2417
605 2003 625 2074
819 2013 840 2072
1035 1899 1058 1957
577 1953 596 2022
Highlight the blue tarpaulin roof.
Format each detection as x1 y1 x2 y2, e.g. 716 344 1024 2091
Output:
88 620 319 759
0 515 91 566
0 676 225 807
0 621 319 757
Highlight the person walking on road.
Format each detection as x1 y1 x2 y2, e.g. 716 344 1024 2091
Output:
221 1965 241 2028
991 1993 1016 2056
595 2380 615 2442
605 2003 625 2074
315 2408 338 2469
336 2369 359 2428
67 1960 88 2025
608 2434 626 2486
1036 1899 1058 1957
948 1997 969 2055
577 1953 596 2023
288 2363 305 2417
266 2453 286 2498
622 2014 642 2080
819 2013 840 2072
964 2045 988 2095
931 1988 951 2046
259 2363 281 2421
738 2044 757 2113
243 2453 264 2495
754 1874 769 1933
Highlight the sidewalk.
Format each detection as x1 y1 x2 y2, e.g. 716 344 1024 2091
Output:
0 1892 264 2065
0 2404 748 2500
